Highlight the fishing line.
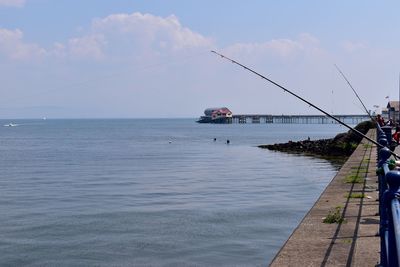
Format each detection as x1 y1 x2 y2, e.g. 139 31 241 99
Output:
211 50 396 156
334 64 373 120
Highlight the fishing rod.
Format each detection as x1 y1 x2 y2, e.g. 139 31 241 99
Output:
210 50 396 156
334 64 374 121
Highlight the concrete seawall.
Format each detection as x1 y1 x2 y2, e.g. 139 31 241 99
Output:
270 129 379 266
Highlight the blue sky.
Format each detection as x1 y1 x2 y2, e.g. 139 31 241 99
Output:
1 0 400 118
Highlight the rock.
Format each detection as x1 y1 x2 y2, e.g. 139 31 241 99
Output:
258 120 374 157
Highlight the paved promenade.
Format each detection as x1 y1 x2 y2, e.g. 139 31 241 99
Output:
270 129 380 266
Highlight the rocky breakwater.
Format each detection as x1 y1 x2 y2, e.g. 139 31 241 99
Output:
258 120 374 157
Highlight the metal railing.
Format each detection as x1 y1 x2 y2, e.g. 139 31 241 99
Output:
377 123 400 266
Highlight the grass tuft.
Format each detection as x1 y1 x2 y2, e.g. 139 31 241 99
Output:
346 193 365 199
323 206 344 224
363 144 373 149
345 174 363 183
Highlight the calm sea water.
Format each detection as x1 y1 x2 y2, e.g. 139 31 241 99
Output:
0 119 348 266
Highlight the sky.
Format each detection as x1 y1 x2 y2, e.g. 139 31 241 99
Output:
1 0 400 118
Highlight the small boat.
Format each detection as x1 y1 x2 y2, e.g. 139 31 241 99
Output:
3 123 18 127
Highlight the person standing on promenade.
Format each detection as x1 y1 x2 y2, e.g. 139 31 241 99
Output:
377 114 385 127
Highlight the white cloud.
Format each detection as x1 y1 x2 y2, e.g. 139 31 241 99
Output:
67 34 106 60
0 0 25 7
0 28 46 60
45 12 213 61
91 13 212 51
0 12 213 61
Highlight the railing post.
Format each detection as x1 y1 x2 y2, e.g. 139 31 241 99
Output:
383 171 400 266
378 146 391 192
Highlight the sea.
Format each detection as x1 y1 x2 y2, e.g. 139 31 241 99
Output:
0 119 349 267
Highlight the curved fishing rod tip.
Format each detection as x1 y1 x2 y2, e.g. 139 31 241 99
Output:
210 50 223 57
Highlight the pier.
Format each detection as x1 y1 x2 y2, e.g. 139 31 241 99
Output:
197 107 370 124
232 114 370 124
